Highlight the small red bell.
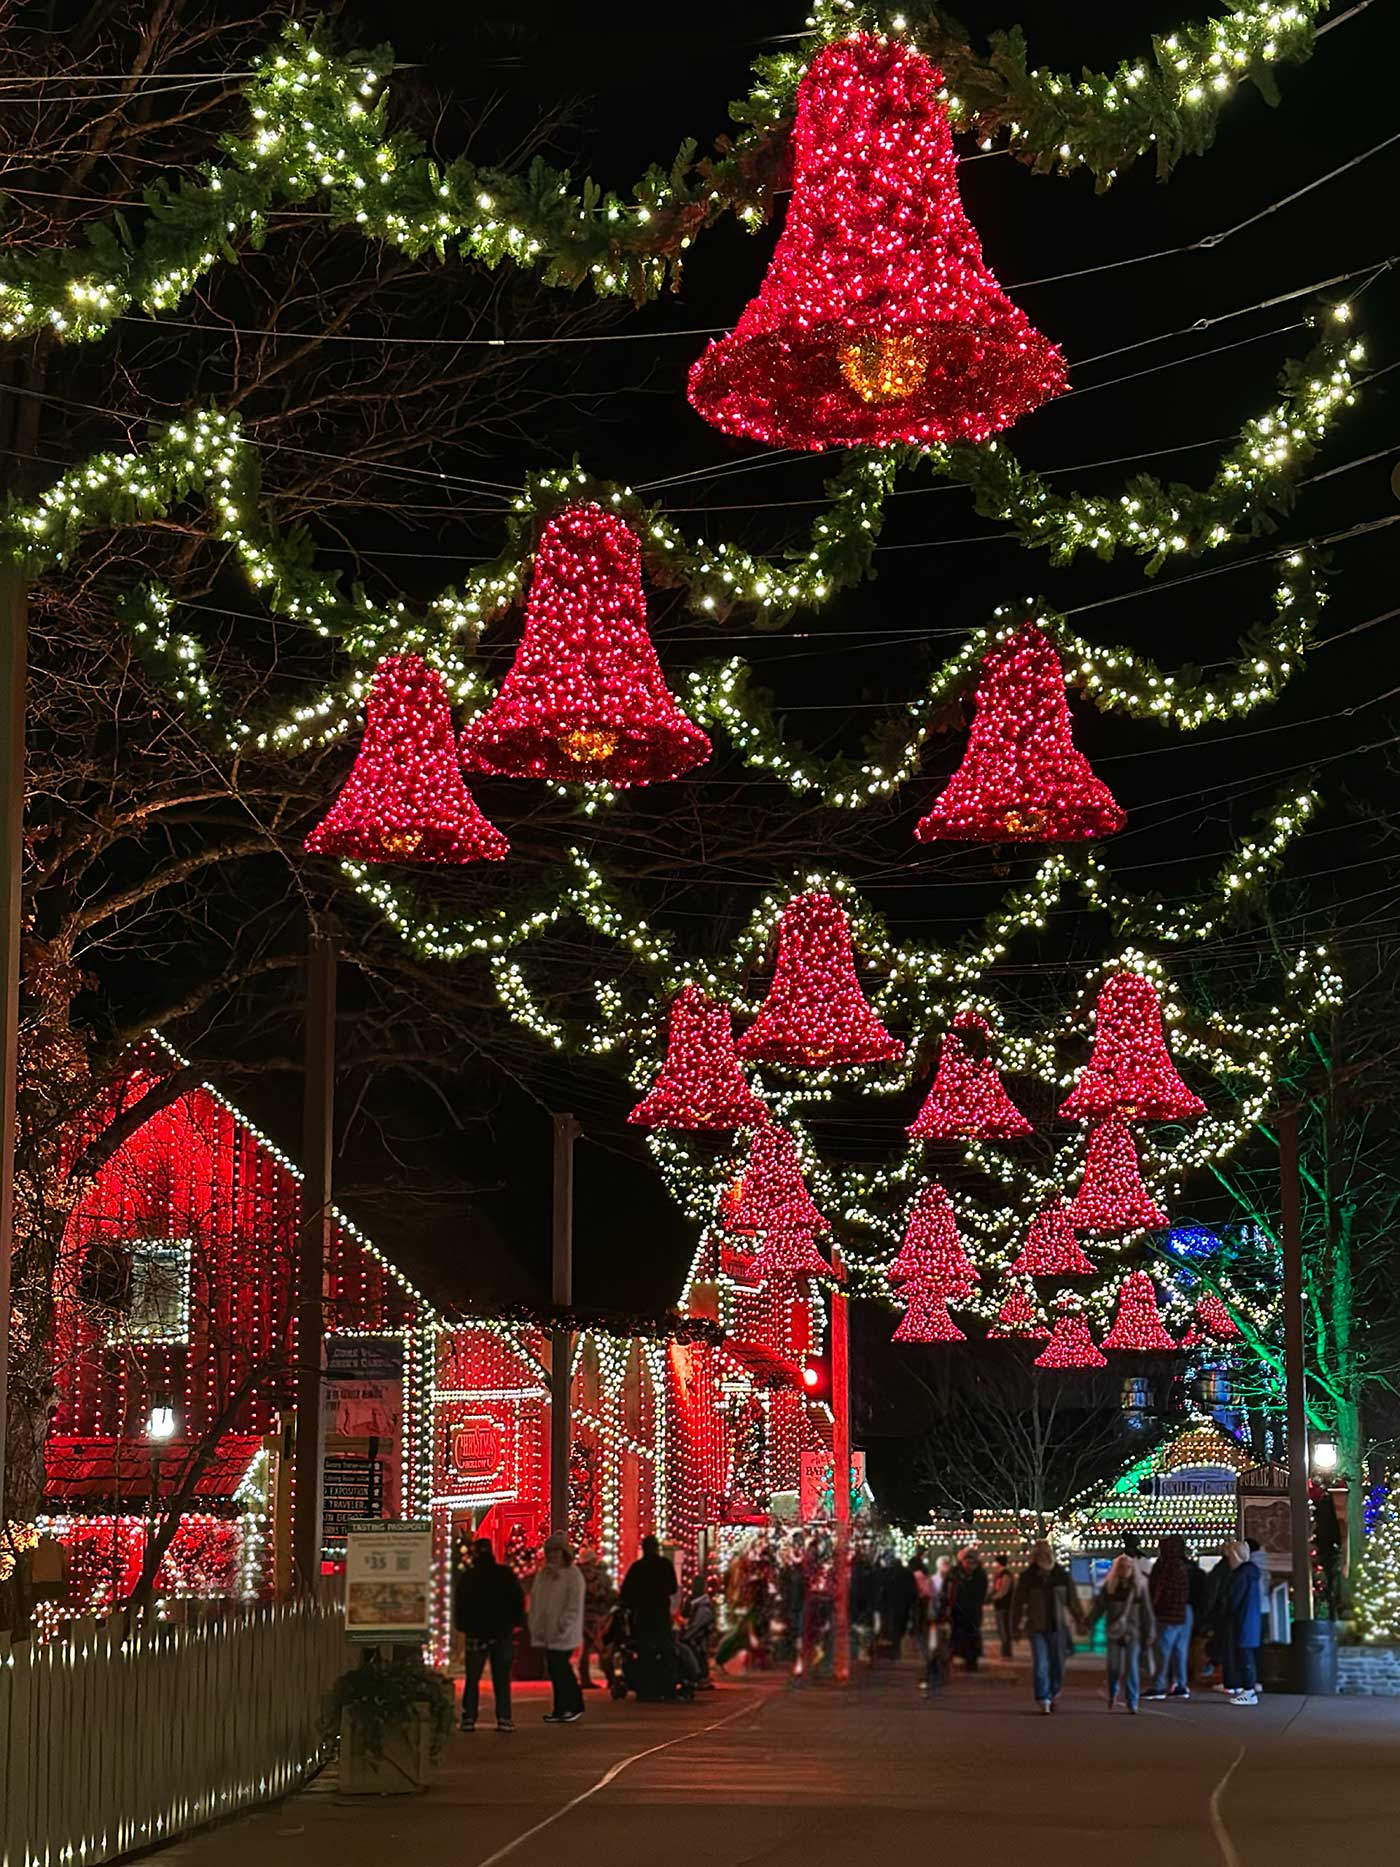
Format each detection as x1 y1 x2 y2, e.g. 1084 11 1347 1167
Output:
1009 1203 1096 1279
987 1281 1050 1340
1059 971 1205 1123
888 1184 978 1294
459 505 709 787
1067 1118 1167 1236
1102 1271 1178 1352
906 1009 1031 1140
304 654 508 865
915 626 1124 845
688 34 1065 451
628 986 768 1130
892 1287 966 1344
724 1125 828 1234
1182 1291 1241 1347
1034 1306 1108 1370
752 1230 832 1283
737 892 902 1068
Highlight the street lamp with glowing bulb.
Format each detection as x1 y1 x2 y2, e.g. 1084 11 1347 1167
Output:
1312 1439 1339 1476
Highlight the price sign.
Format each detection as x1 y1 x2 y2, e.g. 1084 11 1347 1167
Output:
344 1518 433 1642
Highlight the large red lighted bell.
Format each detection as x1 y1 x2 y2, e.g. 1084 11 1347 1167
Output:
915 626 1124 844
906 1009 1032 1140
1067 1118 1167 1236
304 653 508 865
628 985 768 1130
1182 1291 1241 1347
724 1124 828 1235
459 504 710 787
688 34 1066 451
1059 970 1205 1122
737 892 903 1068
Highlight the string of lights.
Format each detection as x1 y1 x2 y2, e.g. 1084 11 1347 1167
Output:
0 7 1340 342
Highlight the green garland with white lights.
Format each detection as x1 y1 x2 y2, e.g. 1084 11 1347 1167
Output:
1 323 1361 791
346 785 1319 1064
0 4 1334 342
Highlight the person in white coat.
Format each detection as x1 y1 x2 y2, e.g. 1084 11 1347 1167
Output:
529 1533 587 1723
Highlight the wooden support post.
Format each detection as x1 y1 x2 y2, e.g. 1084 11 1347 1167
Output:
294 934 336 1592
0 569 24 1530
1279 1107 1314 1624
831 1248 852 1684
549 1114 579 1538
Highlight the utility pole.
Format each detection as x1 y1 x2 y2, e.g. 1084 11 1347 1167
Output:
1279 1108 1314 1625
830 1247 851 1685
549 1113 579 1538
294 932 336 1592
0 568 24 1532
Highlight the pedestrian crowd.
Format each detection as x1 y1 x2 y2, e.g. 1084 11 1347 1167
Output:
449 1525 1275 1729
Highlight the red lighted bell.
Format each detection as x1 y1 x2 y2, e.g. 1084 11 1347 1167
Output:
688 34 1066 451
737 892 902 1068
915 626 1124 845
628 985 768 1131
892 1287 966 1344
1102 1270 1178 1352
724 1124 828 1234
304 653 508 865
1059 970 1204 1123
459 504 710 787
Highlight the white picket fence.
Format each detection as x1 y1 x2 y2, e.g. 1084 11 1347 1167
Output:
0 1600 350 1867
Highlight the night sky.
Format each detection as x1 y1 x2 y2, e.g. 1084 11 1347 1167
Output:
129 2 1400 1462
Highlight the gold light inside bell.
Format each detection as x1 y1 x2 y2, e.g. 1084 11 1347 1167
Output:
838 331 930 404
559 727 620 765
1001 807 1047 838
381 828 423 856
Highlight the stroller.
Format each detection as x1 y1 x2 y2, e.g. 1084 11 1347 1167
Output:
603 1605 695 1703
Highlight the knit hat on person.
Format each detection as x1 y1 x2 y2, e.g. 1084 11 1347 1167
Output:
543 1532 572 1556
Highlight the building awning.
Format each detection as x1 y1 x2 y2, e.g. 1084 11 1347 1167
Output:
719 1341 806 1391
44 1435 263 1507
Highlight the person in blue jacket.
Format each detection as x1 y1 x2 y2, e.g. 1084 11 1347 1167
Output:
1225 1538 1268 1706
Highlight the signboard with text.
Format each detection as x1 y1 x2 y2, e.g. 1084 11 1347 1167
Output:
323 1336 404 1531
344 1518 432 1642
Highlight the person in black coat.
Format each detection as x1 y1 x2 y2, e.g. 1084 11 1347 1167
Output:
620 1535 680 1701
454 1538 525 1731
945 1547 989 1672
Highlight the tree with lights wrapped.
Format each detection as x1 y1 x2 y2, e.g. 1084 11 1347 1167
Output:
915 625 1123 845
1354 1485 1400 1642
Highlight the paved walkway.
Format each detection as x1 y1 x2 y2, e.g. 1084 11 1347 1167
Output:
143 1659 1400 1867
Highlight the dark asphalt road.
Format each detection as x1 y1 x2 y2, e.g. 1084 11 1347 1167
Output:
145 1660 1400 1867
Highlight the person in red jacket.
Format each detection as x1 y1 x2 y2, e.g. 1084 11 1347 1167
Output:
1145 1533 1192 1700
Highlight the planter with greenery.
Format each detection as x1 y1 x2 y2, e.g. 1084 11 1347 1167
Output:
324 1657 456 1796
